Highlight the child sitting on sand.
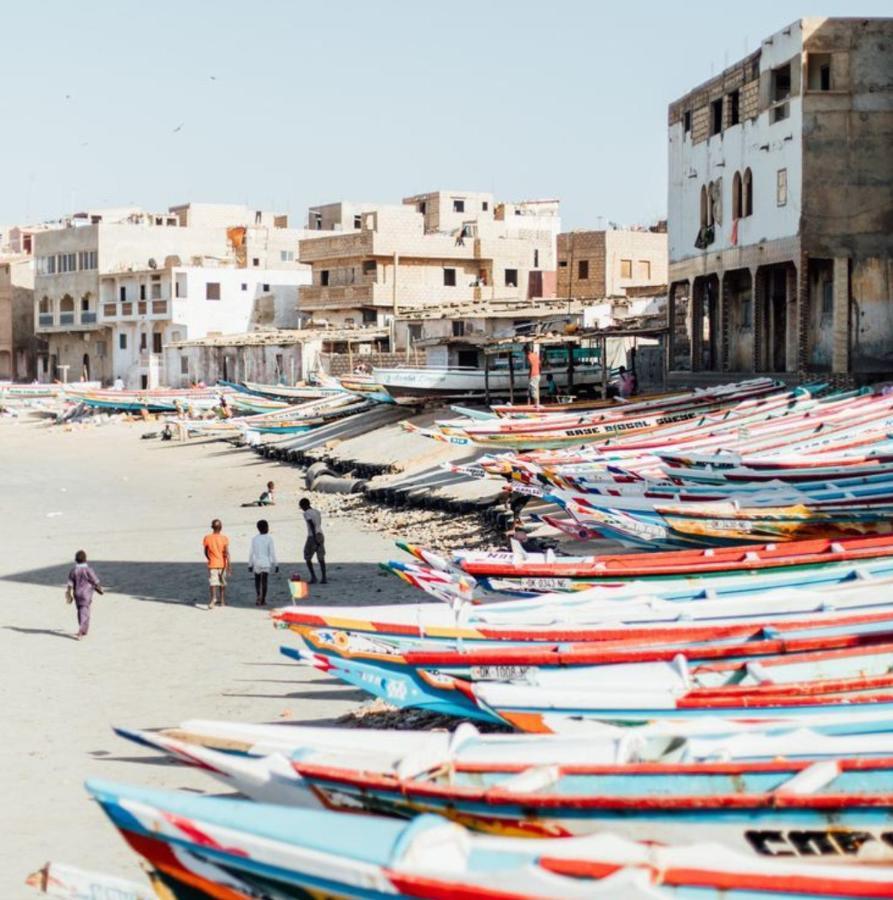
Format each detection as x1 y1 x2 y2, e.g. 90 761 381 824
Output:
248 520 278 606
66 550 104 640
242 481 276 507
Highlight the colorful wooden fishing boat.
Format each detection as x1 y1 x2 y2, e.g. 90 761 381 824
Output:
398 534 893 593
88 779 893 896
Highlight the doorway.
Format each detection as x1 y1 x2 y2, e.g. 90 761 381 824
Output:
82 353 90 381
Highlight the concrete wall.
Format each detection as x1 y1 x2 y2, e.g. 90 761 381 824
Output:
173 342 303 388
801 19 893 375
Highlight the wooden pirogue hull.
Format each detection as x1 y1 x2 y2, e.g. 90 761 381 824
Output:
88 778 893 897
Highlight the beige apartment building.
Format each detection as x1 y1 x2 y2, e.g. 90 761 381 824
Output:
33 204 313 385
557 228 668 300
297 190 560 331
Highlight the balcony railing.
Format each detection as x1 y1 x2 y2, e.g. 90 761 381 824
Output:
59 313 75 325
103 304 116 317
122 303 133 315
151 301 168 315
81 312 97 324
38 314 53 327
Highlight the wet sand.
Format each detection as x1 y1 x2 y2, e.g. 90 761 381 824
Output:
0 416 416 895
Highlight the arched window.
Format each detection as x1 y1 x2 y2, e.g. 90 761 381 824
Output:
707 181 715 227
39 296 51 313
699 185 708 229
732 171 742 220
59 294 75 313
743 168 753 217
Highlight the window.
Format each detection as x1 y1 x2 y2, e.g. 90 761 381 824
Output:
407 323 423 343
151 282 161 300
683 109 691 133
808 53 832 91
320 270 330 287
452 320 466 337
776 168 788 207
620 259 632 279
533 249 539 268
252 257 260 267
482 201 488 211
353 215 362 229
312 213 323 230
81 296 90 312
743 168 753 216
180 357 189 375
417 201 426 214
152 332 163 353
443 268 457 287
729 89 740 126
452 199 465 213
240 283 247 291
637 260 652 280
771 62 791 122
140 332 147 350
578 260 589 280
280 250 295 262
175 280 181 298
362 260 376 275
741 298 753 328
119 334 127 350
96 341 106 358
732 171 743 220
139 284 146 300
558 260 568 268
119 286 126 302
361 308 376 324
700 185 708 228
206 282 221 300
710 98 723 135
262 283 270 292
58 253 76 273
772 63 792 102
504 268 518 288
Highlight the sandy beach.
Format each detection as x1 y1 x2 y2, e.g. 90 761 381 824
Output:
0 416 418 896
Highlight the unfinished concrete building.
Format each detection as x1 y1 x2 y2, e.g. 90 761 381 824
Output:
298 191 560 331
557 228 668 300
666 17 893 384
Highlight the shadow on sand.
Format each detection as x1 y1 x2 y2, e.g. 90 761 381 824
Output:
1 560 413 608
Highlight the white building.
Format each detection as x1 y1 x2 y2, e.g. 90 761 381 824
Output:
667 17 893 381
33 204 316 387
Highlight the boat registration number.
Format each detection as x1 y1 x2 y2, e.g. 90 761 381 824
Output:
746 828 893 857
470 665 531 681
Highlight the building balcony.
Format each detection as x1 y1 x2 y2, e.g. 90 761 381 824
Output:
35 312 106 334
100 300 170 321
299 283 395 310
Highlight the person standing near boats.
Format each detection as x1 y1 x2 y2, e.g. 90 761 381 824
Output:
525 344 541 406
299 498 327 584
203 519 231 608
66 550 104 640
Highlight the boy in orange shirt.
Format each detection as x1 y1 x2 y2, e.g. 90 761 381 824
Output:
203 518 231 609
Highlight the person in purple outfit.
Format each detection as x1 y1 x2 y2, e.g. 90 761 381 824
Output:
66 550 104 640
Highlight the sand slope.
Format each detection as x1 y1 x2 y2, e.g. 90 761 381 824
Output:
0 418 416 895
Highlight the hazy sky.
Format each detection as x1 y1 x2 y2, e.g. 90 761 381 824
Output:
1 1 889 230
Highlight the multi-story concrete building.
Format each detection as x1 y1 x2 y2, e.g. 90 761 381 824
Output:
557 228 668 300
666 17 893 382
0 256 37 381
298 190 560 331
33 204 313 386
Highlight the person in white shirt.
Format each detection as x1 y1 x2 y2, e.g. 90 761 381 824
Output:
248 519 278 606
299 497 327 584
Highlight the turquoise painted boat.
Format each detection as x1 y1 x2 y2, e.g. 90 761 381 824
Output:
88 778 893 896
